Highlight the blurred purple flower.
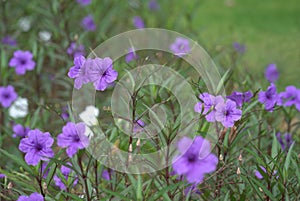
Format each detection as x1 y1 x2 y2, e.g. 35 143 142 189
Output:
172 136 218 184
133 16 145 29
133 119 145 133
215 99 242 127
77 0 91 6
81 15 96 31
2 36 17 46
194 93 224 122
0 174 5 178
57 122 89 158
148 0 160 10
87 57 118 91
254 166 277 179
102 169 111 180
9 50 35 75
227 90 253 107
276 132 293 151
170 37 190 57
19 129 54 166
12 124 30 138
61 106 69 120
54 162 78 190
277 86 300 107
41 162 50 179
232 42 246 54
0 85 18 108
125 47 138 63
68 55 90 89
17 192 44 201
265 64 279 83
258 83 278 112
67 42 85 58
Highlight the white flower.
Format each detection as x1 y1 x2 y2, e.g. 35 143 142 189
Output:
9 97 28 118
79 105 99 126
18 17 31 32
39 31 52 42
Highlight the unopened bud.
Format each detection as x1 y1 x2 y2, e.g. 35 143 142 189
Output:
237 167 241 175
219 154 223 161
7 182 13 189
238 153 243 162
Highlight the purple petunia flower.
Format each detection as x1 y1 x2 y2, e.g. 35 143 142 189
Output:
170 37 191 57
276 132 293 151
215 99 242 127
194 93 224 122
172 136 218 184
254 166 277 179
67 42 85 58
102 169 111 180
77 0 91 6
2 35 17 46
12 124 30 138
0 85 18 108
9 50 36 75
133 119 145 133
133 16 145 29
61 106 69 120
57 122 90 158
87 57 118 91
0 174 6 178
277 86 300 107
54 162 78 190
19 129 54 166
81 15 96 31
232 42 246 54
265 64 279 83
68 55 90 89
227 90 253 107
17 192 44 201
125 47 138 63
148 0 160 10
258 83 278 112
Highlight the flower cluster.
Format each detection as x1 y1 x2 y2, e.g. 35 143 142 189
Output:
194 93 243 127
68 55 118 91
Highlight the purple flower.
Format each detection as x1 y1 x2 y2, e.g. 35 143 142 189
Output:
254 166 277 179
148 0 160 10
87 57 118 91
170 37 191 57
0 174 6 178
215 99 242 127
61 106 69 120
276 132 293 151
0 85 18 108
17 192 44 201
19 129 54 166
67 42 85 58
133 16 145 29
76 0 91 6
102 169 111 180
194 93 224 122
232 42 246 54
258 83 278 112
12 124 30 138
2 35 17 46
9 50 36 75
125 47 138 63
68 55 90 89
227 90 253 107
133 119 145 133
41 162 50 179
265 64 279 83
172 136 218 184
54 162 78 190
57 122 90 158
81 15 96 31
278 86 300 107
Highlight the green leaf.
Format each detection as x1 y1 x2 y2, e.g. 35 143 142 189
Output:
283 142 295 179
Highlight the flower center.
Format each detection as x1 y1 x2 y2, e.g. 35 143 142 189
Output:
20 59 27 65
187 154 197 163
73 135 81 142
35 143 43 151
2 93 10 99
